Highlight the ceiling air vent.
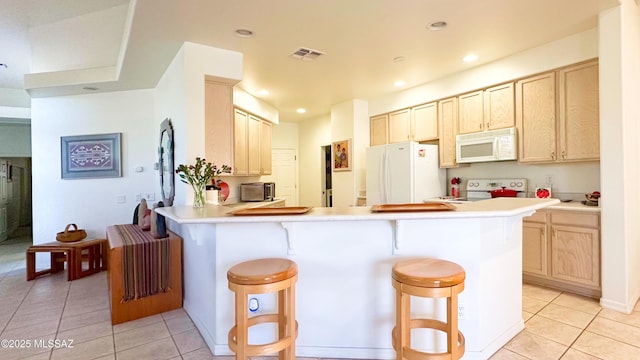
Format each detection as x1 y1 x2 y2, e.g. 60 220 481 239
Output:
290 47 325 61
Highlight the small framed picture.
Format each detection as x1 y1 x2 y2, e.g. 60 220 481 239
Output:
61 133 122 179
332 139 351 172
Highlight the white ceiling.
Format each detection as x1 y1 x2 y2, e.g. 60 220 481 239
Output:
0 0 620 122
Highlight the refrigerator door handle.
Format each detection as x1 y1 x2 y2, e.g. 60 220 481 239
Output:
383 149 390 203
378 150 385 203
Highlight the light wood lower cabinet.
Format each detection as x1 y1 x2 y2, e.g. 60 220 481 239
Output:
522 209 601 298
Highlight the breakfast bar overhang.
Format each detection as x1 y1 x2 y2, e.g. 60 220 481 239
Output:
156 198 559 360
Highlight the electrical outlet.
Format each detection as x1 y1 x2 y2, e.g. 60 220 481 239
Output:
146 193 155 201
248 297 260 313
458 304 465 320
546 175 553 185
136 193 142 202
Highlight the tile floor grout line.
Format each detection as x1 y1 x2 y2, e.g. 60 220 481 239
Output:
0 272 35 335
555 306 603 359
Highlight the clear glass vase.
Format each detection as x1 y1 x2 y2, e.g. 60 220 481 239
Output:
192 182 206 208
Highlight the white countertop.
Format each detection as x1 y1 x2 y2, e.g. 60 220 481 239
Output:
546 200 601 212
156 197 560 224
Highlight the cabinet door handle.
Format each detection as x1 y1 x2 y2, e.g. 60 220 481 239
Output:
561 150 566 159
551 151 555 160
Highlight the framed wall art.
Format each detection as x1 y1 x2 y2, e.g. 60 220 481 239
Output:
332 139 351 171
61 133 122 179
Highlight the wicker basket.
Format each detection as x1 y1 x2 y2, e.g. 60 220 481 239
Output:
56 223 87 243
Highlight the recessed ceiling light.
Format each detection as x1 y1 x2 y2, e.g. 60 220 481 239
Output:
463 54 479 63
428 21 448 31
235 29 255 38
258 89 269 96
82 86 98 91
394 80 406 87
296 108 306 114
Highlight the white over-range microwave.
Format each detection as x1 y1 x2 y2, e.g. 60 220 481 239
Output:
456 127 517 163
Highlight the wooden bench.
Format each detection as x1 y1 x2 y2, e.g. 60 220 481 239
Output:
26 238 107 281
106 225 183 325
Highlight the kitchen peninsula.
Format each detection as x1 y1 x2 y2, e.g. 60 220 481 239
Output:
156 197 559 360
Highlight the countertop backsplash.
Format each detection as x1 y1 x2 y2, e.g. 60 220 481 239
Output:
448 160 601 199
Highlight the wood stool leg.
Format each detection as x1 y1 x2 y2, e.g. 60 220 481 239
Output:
286 281 296 360
278 288 287 360
51 252 61 273
396 286 410 360
100 241 108 271
235 288 248 360
26 251 36 281
449 286 462 359
67 249 77 281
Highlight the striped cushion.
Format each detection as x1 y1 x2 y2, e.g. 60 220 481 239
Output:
114 224 170 302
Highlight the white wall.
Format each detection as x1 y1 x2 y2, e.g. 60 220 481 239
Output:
298 115 331 207
271 121 298 149
599 1 640 313
31 90 156 248
155 42 243 205
331 101 357 207
0 124 31 156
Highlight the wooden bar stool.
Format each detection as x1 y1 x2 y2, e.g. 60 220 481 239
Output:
227 258 298 360
392 258 466 360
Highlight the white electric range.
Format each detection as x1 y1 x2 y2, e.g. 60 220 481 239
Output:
431 178 529 203
465 178 528 201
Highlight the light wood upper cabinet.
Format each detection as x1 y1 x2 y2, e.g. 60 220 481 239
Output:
234 109 272 176
388 109 411 143
370 102 438 146
516 72 557 163
205 81 272 178
517 60 599 164
484 82 515 130
412 102 438 141
247 114 261 175
260 120 272 175
205 80 234 168
558 60 600 161
233 109 249 176
458 90 484 134
438 97 458 168
370 114 388 146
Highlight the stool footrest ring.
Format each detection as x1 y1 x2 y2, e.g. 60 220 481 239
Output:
392 320 465 360
228 314 299 357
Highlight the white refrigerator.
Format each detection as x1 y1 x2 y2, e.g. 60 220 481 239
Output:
366 142 445 205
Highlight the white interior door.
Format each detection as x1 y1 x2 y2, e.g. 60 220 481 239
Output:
263 149 298 206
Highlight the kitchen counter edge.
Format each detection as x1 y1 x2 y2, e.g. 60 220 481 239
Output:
156 198 560 224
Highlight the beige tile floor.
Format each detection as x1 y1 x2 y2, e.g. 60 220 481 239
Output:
1 234 639 360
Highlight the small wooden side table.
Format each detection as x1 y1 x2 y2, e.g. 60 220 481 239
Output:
26 238 108 281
